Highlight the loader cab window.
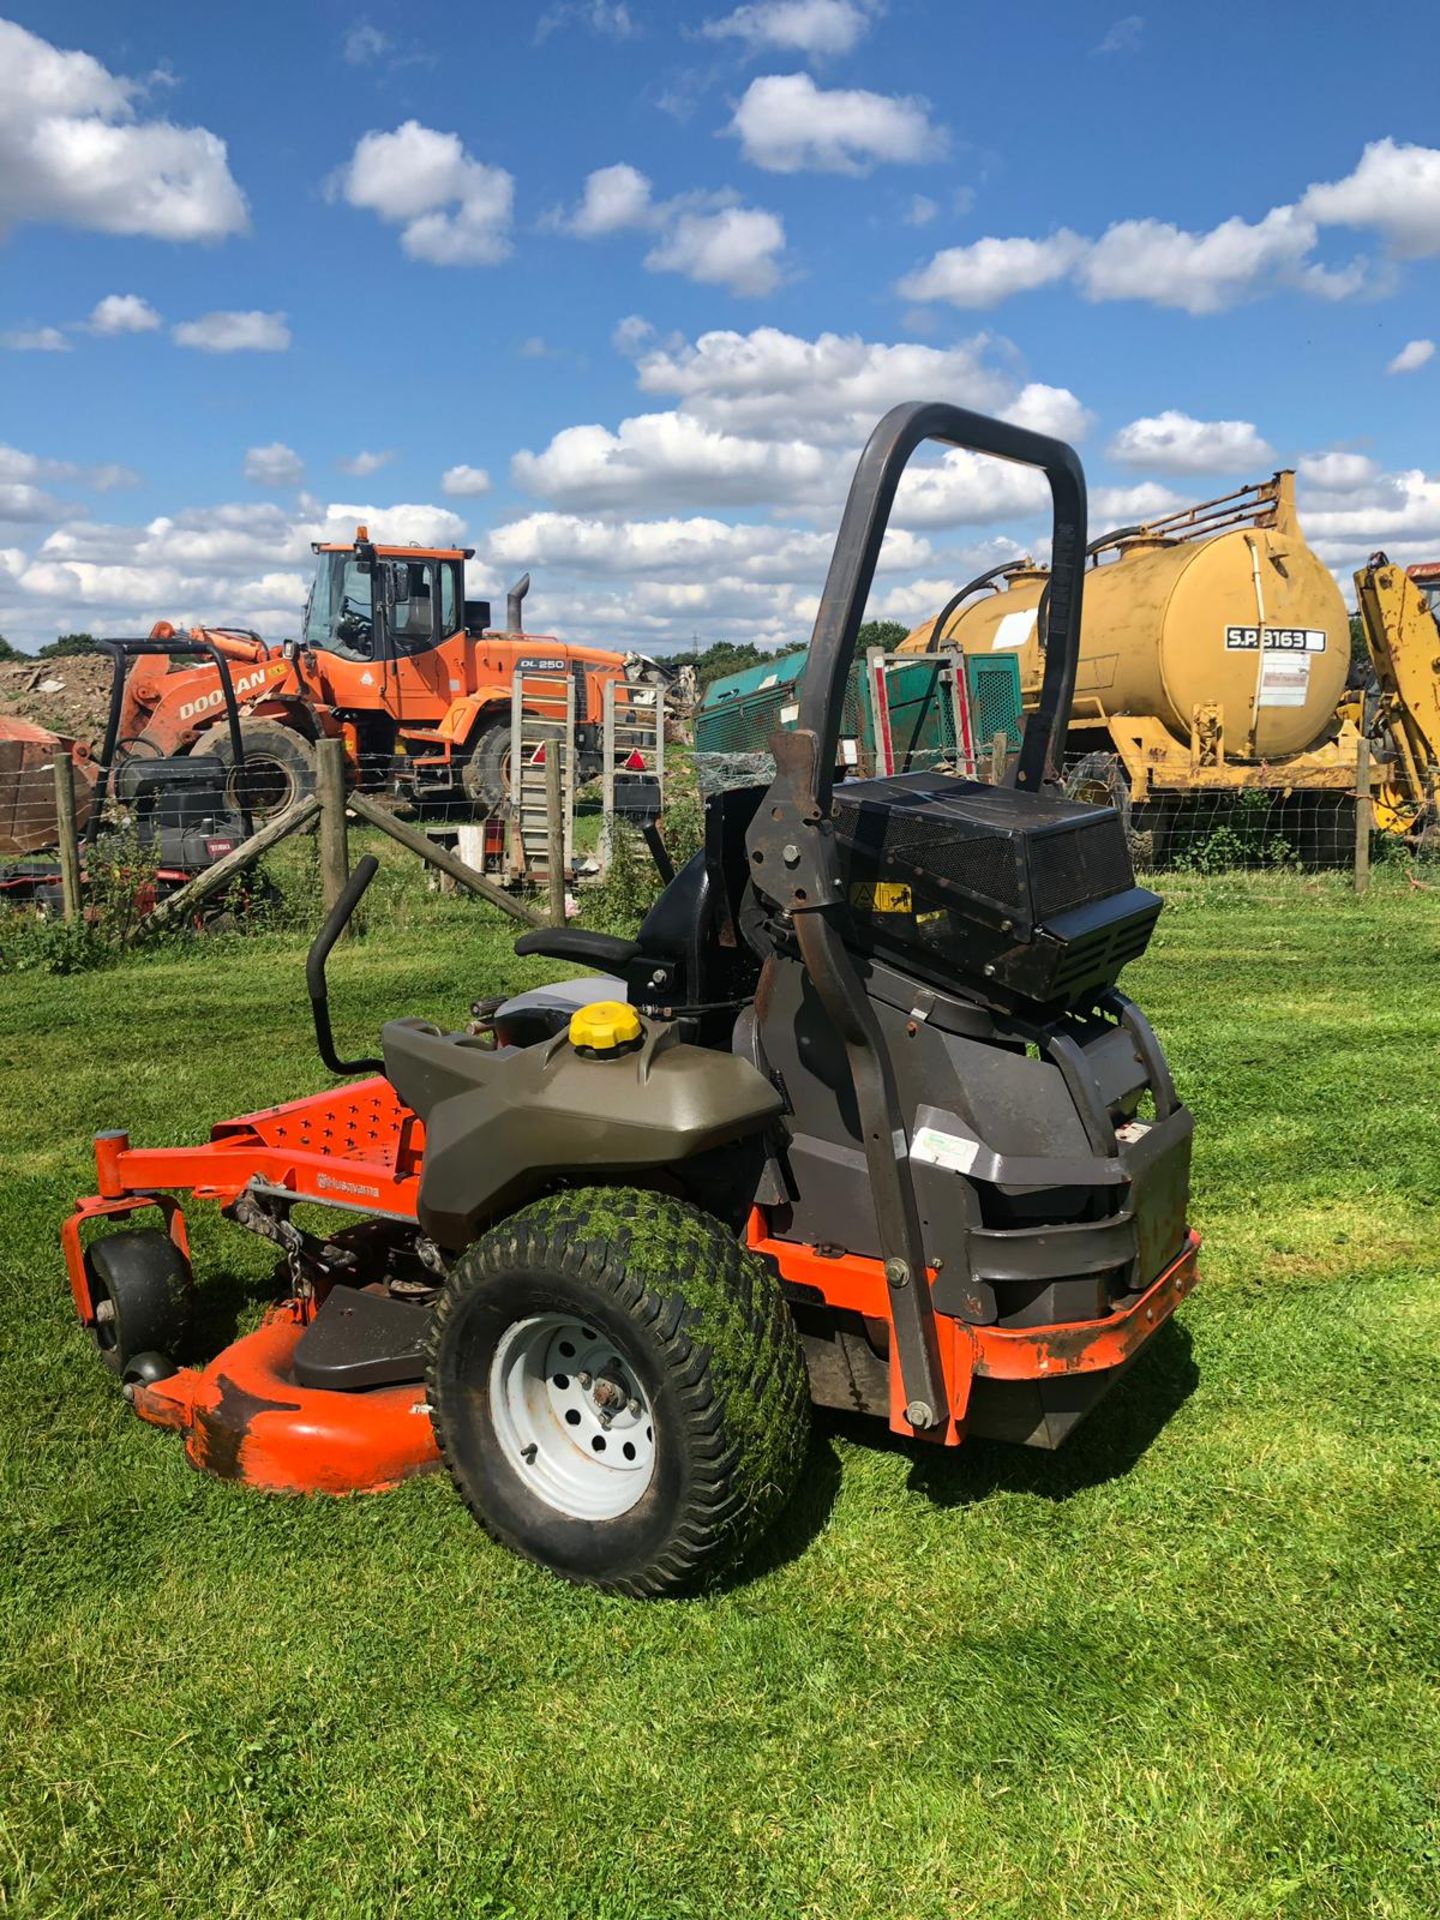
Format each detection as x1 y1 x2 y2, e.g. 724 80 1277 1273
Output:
384 560 441 656
305 553 376 661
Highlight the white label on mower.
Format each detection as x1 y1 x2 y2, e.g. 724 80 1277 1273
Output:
759 673 778 689
992 609 1036 650
911 1125 982 1175
1257 651 1312 707
779 701 800 724
1223 626 1327 652
840 737 858 765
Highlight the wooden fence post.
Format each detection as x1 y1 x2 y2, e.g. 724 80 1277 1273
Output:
315 737 350 930
53 754 82 923
1354 736 1372 896
990 730 1008 785
545 749 565 927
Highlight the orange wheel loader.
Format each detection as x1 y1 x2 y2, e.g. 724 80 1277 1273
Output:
111 534 652 815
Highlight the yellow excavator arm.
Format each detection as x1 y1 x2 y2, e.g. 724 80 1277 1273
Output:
1353 553 1440 833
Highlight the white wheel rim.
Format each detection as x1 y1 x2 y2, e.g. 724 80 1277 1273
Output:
490 1315 656 1521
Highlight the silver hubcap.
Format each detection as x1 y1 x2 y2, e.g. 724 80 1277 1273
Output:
490 1315 655 1521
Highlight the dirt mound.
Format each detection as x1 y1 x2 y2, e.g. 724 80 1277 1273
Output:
0 655 114 747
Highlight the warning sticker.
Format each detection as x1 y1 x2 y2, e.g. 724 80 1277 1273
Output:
911 1125 981 1175
993 609 1037 651
1257 651 1312 707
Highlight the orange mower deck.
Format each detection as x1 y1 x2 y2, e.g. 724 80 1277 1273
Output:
64 1080 1199 1494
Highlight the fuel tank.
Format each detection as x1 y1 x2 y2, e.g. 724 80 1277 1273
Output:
905 473 1349 761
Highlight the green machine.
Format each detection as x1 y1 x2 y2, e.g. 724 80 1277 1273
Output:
695 645 1022 785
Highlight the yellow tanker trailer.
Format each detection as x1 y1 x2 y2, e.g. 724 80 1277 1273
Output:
901 473 1363 855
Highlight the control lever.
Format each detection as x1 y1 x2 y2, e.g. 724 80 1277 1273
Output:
306 854 384 1075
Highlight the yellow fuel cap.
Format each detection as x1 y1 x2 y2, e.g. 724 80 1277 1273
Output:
568 1000 643 1055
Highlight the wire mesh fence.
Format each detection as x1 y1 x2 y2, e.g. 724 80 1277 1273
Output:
2 714 1434 979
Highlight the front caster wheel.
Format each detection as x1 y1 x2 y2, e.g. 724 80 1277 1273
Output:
83 1229 193 1377
426 1189 811 1596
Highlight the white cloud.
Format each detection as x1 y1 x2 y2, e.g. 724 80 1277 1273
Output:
730 73 946 175
535 2 637 42
1000 383 1095 444
342 22 389 63
645 204 786 296
900 208 1334 315
512 411 831 511
487 510 928 582
699 0 875 56
612 314 659 356
561 162 656 237
892 450 1051 529
632 324 1081 447
0 444 139 492
1090 481 1186 525
904 194 938 227
0 326 70 351
893 135 1440 313
1297 451 1379 492
0 483 69 523
0 18 247 243
1299 466 1440 570
337 449 393 476
172 310 291 352
1078 205 1323 314
0 495 474 650
1387 338 1435 375
553 164 788 297
87 293 162 334
442 464 493 496
1302 139 1440 258
1093 14 1143 54
898 232 1085 307
244 443 305 487
1108 410 1275 474
334 121 514 266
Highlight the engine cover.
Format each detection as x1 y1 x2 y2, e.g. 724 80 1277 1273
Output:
831 771 1160 1008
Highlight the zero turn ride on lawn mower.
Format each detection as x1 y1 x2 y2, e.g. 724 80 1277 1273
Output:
63 404 1200 1596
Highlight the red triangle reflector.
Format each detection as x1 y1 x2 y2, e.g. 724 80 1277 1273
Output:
624 749 647 771
530 743 546 764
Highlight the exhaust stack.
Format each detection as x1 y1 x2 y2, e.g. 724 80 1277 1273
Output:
506 573 531 634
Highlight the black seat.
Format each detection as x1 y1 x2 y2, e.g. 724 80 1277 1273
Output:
512 785 767 1015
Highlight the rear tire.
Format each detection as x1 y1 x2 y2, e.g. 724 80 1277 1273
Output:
426 1189 810 1596
460 718 511 813
1065 750 1159 865
195 721 316 820
84 1229 193 1377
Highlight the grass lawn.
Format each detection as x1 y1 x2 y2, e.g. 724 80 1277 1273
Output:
2 869 1438 1918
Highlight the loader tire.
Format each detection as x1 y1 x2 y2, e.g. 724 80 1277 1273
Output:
460 718 512 814
196 721 316 821
427 1188 811 1597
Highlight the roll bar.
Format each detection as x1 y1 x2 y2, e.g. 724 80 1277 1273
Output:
89 635 253 846
748 403 1089 1435
797 401 1087 803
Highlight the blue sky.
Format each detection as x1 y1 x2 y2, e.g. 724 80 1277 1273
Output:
1 0 1438 652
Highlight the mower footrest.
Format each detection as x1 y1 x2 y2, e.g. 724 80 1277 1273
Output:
291 1285 429 1390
